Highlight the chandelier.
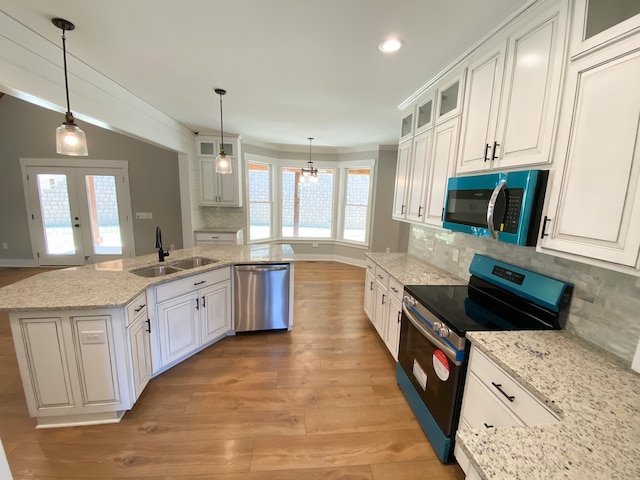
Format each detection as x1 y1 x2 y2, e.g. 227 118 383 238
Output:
299 137 318 185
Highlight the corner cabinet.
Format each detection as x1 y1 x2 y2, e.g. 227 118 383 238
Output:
539 35 640 268
457 0 568 174
197 136 243 207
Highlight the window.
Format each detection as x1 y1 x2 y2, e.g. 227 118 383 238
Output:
281 167 334 238
247 162 272 241
341 168 371 243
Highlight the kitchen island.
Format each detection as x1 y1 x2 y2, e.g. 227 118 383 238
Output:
0 244 295 428
457 330 640 480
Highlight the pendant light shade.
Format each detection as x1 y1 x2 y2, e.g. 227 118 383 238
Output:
299 137 318 185
52 17 88 156
215 88 232 174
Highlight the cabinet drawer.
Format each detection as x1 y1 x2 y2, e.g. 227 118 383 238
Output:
195 232 236 242
388 277 403 299
374 266 389 287
126 292 147 326
469 348 558 425
155 268 231 303
461 371 524 430
365 259 376 273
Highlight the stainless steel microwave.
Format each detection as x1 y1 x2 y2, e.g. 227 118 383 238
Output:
442 170 548 246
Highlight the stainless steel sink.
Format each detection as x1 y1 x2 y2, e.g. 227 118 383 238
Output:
170 257 219 270
131 265 182 277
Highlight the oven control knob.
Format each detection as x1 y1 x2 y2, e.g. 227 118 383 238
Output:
439 326 451 338
433 321 441 333
404 296 416 307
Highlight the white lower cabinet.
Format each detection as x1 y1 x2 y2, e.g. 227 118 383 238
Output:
151 267 232 374
363 261 376 321
364 261 403 361
455 345 559 476
9 308 133 427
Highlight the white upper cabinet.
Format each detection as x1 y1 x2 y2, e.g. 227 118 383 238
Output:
198 137 243 207
414 93 435 135
570 0 640 58
392 139 412 220
539 36 640 268
434 71 465 125
457 0 568 174
405 129 433 223
399 111 415 143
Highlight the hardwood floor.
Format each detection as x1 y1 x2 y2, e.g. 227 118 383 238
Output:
0 262 465 479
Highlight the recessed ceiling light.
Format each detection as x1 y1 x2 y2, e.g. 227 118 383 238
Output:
379 37 404 53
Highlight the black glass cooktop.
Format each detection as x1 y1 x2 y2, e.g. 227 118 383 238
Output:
404 277 557 338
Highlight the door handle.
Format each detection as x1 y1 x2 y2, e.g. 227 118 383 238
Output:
487 179 507 239
484 143 491 162
195 298 199 310
202 296 206 308
492 141 500 160
145 319 151 333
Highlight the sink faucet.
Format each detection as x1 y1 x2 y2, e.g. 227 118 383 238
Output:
155 226 170 262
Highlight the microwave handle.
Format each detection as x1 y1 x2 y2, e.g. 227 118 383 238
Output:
487 179 507 239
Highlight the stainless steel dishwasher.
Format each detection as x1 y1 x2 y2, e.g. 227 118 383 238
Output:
234 263 291 332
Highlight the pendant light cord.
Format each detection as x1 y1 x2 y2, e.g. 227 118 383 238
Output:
61 30 72 116
219 93 225 153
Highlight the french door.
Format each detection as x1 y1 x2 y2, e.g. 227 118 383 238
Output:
22 159 135 266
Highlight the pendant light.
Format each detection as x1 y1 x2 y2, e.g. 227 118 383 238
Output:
52 18 88 156
299 137 318 186
214 88 232 174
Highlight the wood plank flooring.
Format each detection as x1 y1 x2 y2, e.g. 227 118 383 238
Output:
0 261 465 479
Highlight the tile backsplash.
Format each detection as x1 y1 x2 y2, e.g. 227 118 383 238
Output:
408 224 640 364
198 207 245 230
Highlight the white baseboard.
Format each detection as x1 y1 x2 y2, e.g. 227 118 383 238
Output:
0 259 38 267
293 253 366 268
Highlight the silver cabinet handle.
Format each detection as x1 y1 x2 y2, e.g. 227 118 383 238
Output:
487 179 507 239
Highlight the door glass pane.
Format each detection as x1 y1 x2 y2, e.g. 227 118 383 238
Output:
401 113 413 137
417 100 433 129
248 163 271 241
85 175 122 255
585 0 640 39
282 167 333 238
36 174 75 255
439 82 459 117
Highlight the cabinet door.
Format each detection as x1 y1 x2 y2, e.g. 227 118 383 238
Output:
399 111 414 143
201 281 232 344
11 316 76 414
406 130 432 223
424 117 460 226
540 44 640 267
384 293 402 361
435 71 465 125
71 315 121 406
363 270 376 321
495 6 566 170
372 281 387 337
128 315 152 402
217 157 242 207
392 139 412 220
415 95 435 134
156 292 200 367
199 158 218 205
457 42 506 174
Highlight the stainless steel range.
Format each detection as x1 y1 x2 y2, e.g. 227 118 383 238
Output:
396 254 573 463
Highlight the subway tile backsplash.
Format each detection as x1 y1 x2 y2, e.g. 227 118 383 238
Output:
408 224 640 364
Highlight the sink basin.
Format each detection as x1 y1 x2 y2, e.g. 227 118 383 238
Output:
170 257 219 270
131 265 182 278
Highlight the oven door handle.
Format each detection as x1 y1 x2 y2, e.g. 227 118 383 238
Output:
403 304 463 366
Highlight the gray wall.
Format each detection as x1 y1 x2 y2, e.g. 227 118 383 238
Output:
0 94 183 262
408 224 640 364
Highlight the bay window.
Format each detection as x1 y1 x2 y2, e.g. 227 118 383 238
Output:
281 167 334 238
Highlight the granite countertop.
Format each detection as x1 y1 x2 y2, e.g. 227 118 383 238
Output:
0 244 295 312
458 330 640 480
365 252 465 286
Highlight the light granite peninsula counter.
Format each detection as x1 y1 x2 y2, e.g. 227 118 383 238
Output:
458 330 640 480
364 252 465 286
0 244 295 428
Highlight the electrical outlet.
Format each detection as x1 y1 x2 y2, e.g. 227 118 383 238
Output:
135 212 145 219
452 248 459 263
385 247 391 253
2 242 7 250
312 242 319 248
147 212 153 219
169 243 175 250
425 238 435 251
81 331 106 345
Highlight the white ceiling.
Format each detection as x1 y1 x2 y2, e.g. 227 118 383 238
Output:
0 0 530 149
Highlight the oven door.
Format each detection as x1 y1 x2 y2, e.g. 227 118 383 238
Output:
398 303 464 436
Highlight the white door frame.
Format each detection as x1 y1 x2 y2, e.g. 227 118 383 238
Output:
20 158 136 266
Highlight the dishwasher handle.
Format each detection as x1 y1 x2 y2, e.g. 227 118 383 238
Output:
235 265 289 273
